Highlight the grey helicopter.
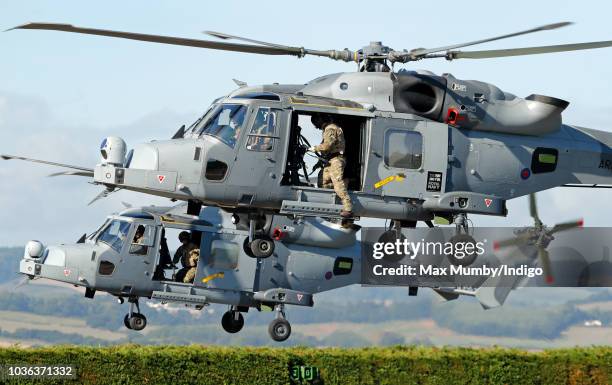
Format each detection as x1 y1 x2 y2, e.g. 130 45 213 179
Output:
4 21 612 259
1 22 612 264
18 200 549 342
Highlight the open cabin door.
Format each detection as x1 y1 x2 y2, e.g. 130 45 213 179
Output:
363 117 448 198
195 231 258 291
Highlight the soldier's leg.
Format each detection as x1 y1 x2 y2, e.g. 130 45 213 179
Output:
321 165 334 189
329 157 353 213
175 268 187 283
183 267 197 283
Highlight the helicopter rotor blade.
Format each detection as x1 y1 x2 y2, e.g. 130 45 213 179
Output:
400 21 572 61
88 187 118 206
13 275 32 291
204 30 292 49
493 234 531 250
549 219 584 235
441 40 612 60
538 247 554 284
9 23 359 62
529 193 541 225
1 154 93 173
10 23 302 55
48 170 95 178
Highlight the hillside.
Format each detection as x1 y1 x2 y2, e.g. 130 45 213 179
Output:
1 247 611 348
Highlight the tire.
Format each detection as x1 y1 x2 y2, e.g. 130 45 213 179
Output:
250 238 275 258
221 311 244 334
123 314 132 330
268 318 291 342
129 313 147 331
447 233 478 266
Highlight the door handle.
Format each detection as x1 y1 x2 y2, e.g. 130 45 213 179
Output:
373 151 381 158
266 157 276 163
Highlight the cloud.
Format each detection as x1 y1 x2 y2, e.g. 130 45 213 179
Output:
0 91 196 246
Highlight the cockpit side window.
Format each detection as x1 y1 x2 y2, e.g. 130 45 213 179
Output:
129 224 153 255
97 220 131 253
196 104 247 148
246 107 278 151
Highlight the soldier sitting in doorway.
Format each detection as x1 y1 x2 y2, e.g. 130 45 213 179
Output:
173 231 199 283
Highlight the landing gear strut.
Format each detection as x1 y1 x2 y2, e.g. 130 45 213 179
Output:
448 213 478 266
268 304 291 342
221 306 244 334
247 217 275 258
123 298 147 331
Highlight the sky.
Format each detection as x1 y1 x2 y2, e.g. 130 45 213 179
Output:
2 0 612 245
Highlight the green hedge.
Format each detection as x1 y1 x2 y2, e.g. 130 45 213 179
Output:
0 345 609 385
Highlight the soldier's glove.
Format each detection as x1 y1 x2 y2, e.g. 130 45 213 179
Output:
308 146 317 153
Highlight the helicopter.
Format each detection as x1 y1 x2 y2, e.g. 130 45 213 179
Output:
18 202 547 341
5 21 612 257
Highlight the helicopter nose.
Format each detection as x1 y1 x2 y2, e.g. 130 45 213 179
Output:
127 143 159 170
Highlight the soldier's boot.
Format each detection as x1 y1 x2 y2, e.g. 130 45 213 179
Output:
340 210 353 218
340 198 353 218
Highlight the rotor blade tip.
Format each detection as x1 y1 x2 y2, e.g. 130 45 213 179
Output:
578 218 584 227
493 241 500 251
545 21 573 30
204 31 230 40
545 276 554 284
1 155 11 160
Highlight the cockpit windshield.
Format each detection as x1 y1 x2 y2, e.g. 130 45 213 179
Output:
87 219 109 241
195 104 247 148
97 220 131 253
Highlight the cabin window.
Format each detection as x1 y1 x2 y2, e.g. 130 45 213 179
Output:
384 130 423 169
531 147 558 174
209 240 239 270
98 261 115 276
246 107 278 151
205 159 228 181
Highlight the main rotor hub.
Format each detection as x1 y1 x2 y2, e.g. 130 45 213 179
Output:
361 41 391 56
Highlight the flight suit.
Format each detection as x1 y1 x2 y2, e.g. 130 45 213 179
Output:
173 242 198 267
182 249 200 284
173 242 198 282
314 123 353 213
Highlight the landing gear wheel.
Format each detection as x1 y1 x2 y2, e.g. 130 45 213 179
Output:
447 233 478 266
377 230 407 263
249 238 275 258
221 311 244 334
268 318 291 342
128 313 147 331
123 314 132 330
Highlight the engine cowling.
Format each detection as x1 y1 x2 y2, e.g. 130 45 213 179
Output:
392 72 569 136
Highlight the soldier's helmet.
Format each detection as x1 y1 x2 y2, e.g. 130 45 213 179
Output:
178 231 191 242
311 113 333 129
